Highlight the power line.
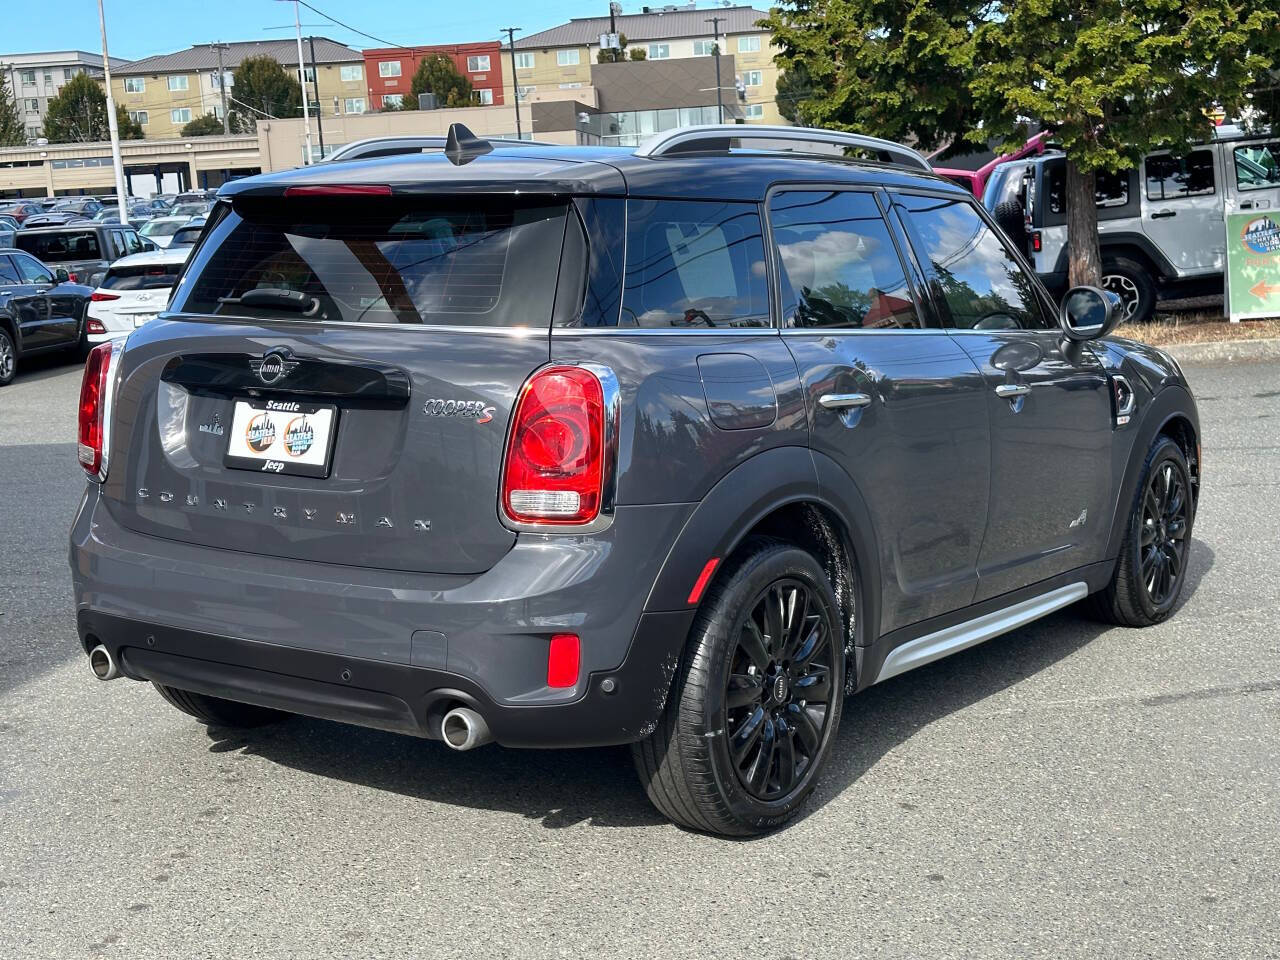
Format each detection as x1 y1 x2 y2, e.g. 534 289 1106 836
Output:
293 0 402 49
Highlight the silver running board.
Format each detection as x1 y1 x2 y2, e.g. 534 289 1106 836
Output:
875 582 1089 684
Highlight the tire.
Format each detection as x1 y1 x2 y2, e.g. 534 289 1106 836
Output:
994 200 1028 255
1101 256 1157 325
0 327 16 387
1092 436 1194 626
154 684 287 728
632 537 846 836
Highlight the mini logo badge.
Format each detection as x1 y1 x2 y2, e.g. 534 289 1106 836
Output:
283 416 315 457
250 349 299 386
245 413 276 453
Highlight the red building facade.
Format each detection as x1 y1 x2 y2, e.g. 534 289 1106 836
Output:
362 42 505 109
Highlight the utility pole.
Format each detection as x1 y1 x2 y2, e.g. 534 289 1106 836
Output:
307 35 324 157
97 0 129 221
212 42 230 135
706 16 725 124
288 0 313 164
502 27 522 139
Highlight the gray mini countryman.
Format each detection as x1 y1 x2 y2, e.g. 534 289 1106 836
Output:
71 125 1200 835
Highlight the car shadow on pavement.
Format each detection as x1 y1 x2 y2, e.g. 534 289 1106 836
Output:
202 539 1214 836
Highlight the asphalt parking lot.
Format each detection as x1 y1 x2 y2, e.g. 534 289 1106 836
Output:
2 352 1277 959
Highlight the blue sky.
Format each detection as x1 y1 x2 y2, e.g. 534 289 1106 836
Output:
7 0 622 61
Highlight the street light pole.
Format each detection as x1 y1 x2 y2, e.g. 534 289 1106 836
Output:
503 27 522 139
706 16 725 124
97 0 129 222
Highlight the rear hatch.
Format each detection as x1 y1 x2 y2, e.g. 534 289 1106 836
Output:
95 261 184 330
101 188 582 575
14 228 106 280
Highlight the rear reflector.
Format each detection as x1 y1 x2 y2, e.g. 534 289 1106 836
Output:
547 634 580 688
89 291 119 302
687 557 721 606
86 319 107 334
283 184 392 197
78 342 113 479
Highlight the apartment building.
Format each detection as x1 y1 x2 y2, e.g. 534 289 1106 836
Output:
511 5 782 125
0 51 129 141
363 43 506 110
111 38 366 140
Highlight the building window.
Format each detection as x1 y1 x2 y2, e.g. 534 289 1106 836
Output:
213 105 224 120
378 61 402 78
20 70 36 85
63 67 74 79
557 49 580 67
340 64 362 82
25 99 39 112
382 94 403 108
26 125 41 138
473 88 494 105
693 39 717 56
737 35 761 53
744 103 763 119
345 97 367 114
648 44 670 59
298 66 316 84
129 110 149 125
558 82 582 89
514 52 535 70
744 70 762 87
171 108 192 124
124 76 145 93
167 75 189 91
210 72 232 90
467 55 491 72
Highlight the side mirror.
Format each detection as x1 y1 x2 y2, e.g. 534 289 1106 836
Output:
53 267 70 284
1058 285 1122 341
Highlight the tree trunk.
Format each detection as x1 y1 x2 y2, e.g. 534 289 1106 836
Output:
1066 160 1102 288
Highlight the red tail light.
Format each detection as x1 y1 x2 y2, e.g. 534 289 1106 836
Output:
86 319 107 334
67 273 78 283
284 184 392 197
502 365 607 525
78 342 113 479
547 634 580 688
1031 231 1042 253
89 291 119 302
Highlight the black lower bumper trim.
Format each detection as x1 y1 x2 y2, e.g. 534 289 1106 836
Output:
77 610 695 748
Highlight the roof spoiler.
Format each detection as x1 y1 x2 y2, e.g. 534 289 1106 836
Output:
445 124 493 166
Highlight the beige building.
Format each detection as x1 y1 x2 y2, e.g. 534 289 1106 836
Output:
111 38 368 141
511 5 783 127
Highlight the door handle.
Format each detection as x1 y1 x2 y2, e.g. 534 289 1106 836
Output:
994 384 1030 399
1150 210 1177 219
819 392 872 410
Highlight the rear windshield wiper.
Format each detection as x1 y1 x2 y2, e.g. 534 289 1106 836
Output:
217 288 321 316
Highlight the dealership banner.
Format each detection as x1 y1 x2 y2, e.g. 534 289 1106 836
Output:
1226 212 1280 322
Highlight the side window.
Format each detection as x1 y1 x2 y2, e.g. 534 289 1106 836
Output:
124 230 144 255
109 230 127 258
769 190 921 329
1146 151 1215 201
897 193 1048 331
0 256 20 284
1234 142 1280 191
1047 164 1131 214
14 254 53 284
620 199 770 328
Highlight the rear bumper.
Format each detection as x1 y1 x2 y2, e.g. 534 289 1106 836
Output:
70 484 696 746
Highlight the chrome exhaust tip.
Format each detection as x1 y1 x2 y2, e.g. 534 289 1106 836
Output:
440 706 493 751
89 644 120 681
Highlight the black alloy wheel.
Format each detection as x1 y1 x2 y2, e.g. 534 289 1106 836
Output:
726 578 836 801
1139 457 1190 607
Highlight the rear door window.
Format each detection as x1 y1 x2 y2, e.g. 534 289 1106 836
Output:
173 196 570 326
0 256 19 284
770 190 921 329
12 253 53 284
15 230 102 262
897 192 1048 330
102 262 184 290
619 199 769 328
1234 142 1280 191
1145 151 1215 200
1046 164 1131 213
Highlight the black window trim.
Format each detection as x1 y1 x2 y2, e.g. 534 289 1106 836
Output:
762 180 933 334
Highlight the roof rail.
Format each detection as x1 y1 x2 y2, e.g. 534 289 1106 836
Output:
322 134 554 163
633 124 932 172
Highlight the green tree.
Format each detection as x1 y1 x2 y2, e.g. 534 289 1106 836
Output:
229 55 302 133
407 55 473 109
761 2 985 146
181 113 225 137
0 70 24 146
628 46 647 61
42 72 144 142
774 60 813 125
973 1 1278 287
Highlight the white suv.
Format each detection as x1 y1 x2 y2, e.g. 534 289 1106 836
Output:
1020 129 1279 321
86 248 190 344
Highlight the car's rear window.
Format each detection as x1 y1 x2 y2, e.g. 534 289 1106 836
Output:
169 227 204 246
102 262 184 290
173 196 570 326
142 221 185 237
15 230 101 262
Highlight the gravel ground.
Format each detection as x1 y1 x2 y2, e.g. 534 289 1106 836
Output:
1 352 1277 959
